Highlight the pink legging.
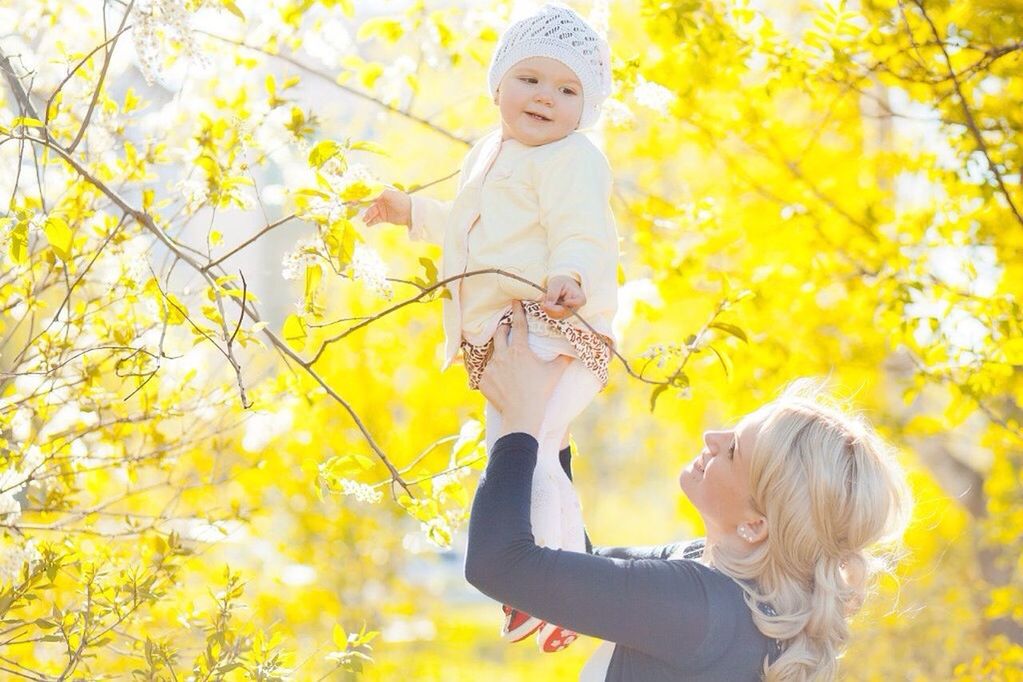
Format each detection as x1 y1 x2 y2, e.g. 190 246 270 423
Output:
484 332 601 554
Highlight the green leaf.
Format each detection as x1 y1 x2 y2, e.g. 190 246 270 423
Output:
649 384 668 412
707 344 733 379
709 322 748 343
419 257 438 285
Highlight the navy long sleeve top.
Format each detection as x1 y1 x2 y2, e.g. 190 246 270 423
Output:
465 433 778 681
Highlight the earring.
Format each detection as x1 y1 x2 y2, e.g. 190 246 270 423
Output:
738 528 752 543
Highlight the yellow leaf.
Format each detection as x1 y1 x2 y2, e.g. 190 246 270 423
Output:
124 87 140 112
359 63 384 89
349 140 388 156
356 17 405 44
309 140 341 168
8 219 28 264
1003 338 1023 365
12 116 44 128
222 0 245 20
332 623 347 649
209 230 222 246
282 314 307 351
304 264 323 317
43 215 73 262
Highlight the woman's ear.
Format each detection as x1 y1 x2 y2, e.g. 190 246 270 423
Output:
739 516 768 544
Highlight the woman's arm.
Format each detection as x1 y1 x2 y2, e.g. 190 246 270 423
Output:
465 433 712 664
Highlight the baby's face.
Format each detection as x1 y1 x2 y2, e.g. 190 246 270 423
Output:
495 57 584 146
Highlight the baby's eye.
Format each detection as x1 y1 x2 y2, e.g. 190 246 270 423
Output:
561 88 578 96
519 77 538 84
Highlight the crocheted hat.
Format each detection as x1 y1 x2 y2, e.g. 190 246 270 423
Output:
488 4 612 129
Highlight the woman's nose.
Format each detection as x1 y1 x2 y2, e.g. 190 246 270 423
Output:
703 430 727 453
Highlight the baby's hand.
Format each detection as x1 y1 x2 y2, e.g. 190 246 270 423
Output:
542 275 586 320
361 188 412 228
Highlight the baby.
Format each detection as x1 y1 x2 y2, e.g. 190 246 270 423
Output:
363 3 617 653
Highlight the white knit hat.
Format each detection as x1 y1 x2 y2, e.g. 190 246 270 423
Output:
488 4 612 129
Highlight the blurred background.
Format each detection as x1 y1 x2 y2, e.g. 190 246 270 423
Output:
1 0 1021 679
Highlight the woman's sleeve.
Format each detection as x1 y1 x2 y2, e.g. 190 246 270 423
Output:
465 433 711 664
591 543 686 561
534 141 616 295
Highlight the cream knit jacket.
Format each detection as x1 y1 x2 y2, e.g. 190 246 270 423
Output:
409 129 619 369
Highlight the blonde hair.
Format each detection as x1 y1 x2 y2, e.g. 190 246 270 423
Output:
707 380 913 681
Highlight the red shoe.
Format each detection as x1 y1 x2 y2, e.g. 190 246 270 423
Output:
537 622 579 652
502 604 543 642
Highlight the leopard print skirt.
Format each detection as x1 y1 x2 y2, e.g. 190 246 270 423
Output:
460 300 612 391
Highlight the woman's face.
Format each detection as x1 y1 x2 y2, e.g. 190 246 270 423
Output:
679 415 761 536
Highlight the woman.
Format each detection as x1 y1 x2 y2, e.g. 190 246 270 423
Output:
465 302 913 681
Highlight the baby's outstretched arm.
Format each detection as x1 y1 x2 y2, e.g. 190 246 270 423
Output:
363 187 451 245
362 188 411 229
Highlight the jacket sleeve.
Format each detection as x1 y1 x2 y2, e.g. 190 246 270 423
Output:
408 195 452 244
465 433 711 665
535 139 617 295
408 133 491 244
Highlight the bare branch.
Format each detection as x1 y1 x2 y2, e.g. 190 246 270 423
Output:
908 0 1023 227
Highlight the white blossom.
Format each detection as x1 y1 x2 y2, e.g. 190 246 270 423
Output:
336 478 383 504
281 238 324 281
633 76 676 114
614 278 664 341
174 176 209 213
242 408 294 453
0 462 34 524
379 56 418 106
351 243 394 300
0 539 41 586
130 0 209 86
603 98 636 128
303 18 353 68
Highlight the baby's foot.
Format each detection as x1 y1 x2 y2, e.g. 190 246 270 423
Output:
502 604 543 642
537 622 579 652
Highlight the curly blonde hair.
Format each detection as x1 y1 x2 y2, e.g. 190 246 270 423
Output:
708 380 913 681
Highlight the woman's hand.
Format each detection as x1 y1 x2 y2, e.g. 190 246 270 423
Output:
361 188 412 228
479 301 572 439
